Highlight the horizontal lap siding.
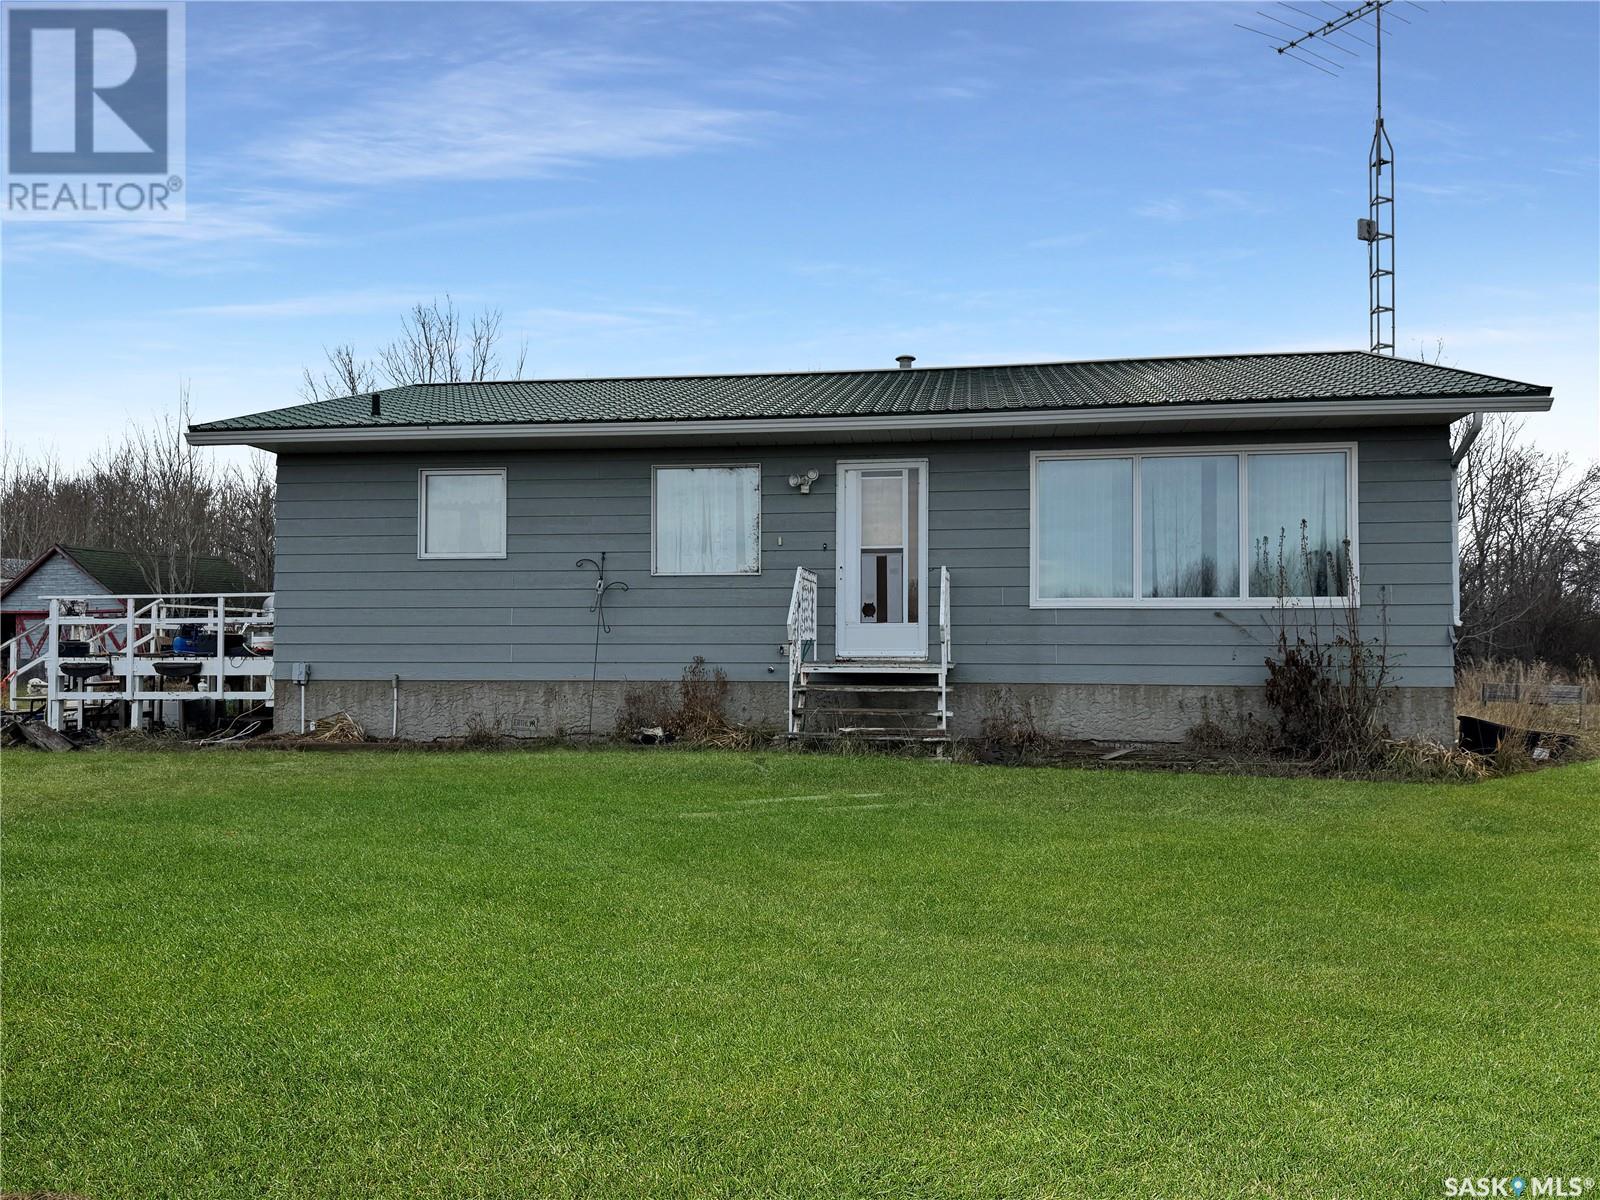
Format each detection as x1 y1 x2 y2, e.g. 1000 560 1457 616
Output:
0 556 103 612
274 426 1454 688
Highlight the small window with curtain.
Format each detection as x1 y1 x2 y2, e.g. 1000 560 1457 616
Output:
652 465 761 575
418 469 506 559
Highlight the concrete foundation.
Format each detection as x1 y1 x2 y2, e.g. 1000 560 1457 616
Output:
953 682 1455 743
275 678 1457 744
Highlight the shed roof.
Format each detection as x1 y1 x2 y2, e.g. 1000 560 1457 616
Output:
0 545 248 604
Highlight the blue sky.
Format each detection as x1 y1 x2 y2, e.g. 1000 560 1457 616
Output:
4 0 1597 464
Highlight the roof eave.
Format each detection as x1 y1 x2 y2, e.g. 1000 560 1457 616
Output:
186 392 1553 451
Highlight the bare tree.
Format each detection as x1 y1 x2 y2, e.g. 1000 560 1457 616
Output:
468 306 499 382
1 387 276 590
216 452 276 592
1457 416 1600 668
299 343 377 403
299 295 526 401
379 295 463 386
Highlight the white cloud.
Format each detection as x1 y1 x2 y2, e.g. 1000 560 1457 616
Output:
1028 232 1100 250
252 58 759 185
2 188 335 270
1135 188 1271 222
515 304 697 330
176 287 458 319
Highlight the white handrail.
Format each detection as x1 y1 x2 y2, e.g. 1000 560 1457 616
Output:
42 592 272 602
939 565 952 669
786 567 818 735
787 567 818 647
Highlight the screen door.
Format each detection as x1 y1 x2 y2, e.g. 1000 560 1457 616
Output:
837 461 927 659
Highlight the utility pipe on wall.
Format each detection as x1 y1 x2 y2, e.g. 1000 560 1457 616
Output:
292 661 310 733
1451 412 1483 468
1448 413 1483 630
391 674 399 739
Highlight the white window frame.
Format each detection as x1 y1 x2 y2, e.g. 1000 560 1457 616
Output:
417 468 508 560
1029 441 1360 609
650 463 763 577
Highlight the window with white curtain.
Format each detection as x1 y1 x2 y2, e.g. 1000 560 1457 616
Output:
1036 457 1134 598
418 469 506 559
652 465 761 575
1246 451 1351 598
1142 455 1240 599
1032 446 1354 606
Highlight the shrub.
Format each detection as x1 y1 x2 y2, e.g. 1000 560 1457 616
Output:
1257 526 1394 770
674 656 732 743
461 714 509 749
615 657 751 747
976 688 1057 761
613 682 676 738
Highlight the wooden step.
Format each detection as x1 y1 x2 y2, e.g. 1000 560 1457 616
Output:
799 683 949 694
792 731 950 743
802 706 948 717
802 661 941 673
836 725 946 735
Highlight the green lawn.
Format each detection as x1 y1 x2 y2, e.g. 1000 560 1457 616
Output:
3 750 1597 1199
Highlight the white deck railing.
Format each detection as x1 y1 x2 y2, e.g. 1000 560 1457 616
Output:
2 629 48 711
30 592 275 731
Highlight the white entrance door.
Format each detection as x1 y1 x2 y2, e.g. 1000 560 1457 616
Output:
836 460 928 659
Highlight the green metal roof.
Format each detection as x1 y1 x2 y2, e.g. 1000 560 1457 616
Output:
55 546 246 595
190 349 1550 434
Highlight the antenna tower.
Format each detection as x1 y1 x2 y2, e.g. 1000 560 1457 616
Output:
1239 1 1433 356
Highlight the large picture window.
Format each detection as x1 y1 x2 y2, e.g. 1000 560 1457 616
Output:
652 465 761 575
418 469 506 559
1031 446 1354 607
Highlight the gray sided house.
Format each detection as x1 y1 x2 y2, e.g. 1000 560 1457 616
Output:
187 350 1552 742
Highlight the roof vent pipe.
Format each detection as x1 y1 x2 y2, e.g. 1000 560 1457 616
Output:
369 392 381 417
895 355 916 369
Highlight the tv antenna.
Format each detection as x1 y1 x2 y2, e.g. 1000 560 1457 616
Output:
1239 1 1434 356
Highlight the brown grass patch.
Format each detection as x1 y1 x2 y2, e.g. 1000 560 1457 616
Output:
1456 660 1598 763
